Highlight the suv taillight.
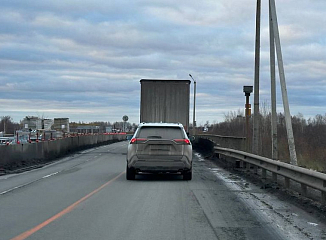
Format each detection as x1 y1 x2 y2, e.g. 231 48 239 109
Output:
174 139 191 145
130 138 147 144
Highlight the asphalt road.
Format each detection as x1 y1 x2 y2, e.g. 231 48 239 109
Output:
1 141 325 240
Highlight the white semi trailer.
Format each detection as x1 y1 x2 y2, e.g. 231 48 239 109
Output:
140 79 190 132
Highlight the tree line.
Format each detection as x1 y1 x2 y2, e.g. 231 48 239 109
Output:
206 111 326 173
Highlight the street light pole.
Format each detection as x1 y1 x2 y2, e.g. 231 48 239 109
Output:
243 86 253 152
189 74 196 136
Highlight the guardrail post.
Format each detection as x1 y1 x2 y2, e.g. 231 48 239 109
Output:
301 184 307 197
240 160 244 168
272 172 277 182
262 169 267 179
323 181 326 204
235 160 241 168
285 177 290 188
227 157 235 169
246 163 250 171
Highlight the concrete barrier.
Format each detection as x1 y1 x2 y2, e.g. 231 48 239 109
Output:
0 134 126 171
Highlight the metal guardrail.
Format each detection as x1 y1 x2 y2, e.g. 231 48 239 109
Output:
195 134 246 151
215 146 326 204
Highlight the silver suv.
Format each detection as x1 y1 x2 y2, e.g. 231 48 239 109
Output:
126 123 192 180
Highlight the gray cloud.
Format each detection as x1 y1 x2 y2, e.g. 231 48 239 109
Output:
0 0 325 124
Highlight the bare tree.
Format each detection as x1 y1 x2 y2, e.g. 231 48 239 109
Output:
0 116 20 135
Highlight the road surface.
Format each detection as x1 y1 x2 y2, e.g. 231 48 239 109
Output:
1 141 325 240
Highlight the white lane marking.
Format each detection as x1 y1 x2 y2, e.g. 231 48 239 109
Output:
1 142 127 195
42 172 59 179
1 186 23 195
307 222 318 226
0 172 59 195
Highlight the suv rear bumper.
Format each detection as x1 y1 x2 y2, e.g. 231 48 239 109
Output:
127 156 192 173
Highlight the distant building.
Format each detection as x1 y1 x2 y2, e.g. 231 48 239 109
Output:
76 125 99 134
53 118 70 133
43 119 54 130
22 116 42 130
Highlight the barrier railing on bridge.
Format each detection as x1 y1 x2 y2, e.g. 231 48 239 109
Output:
196 134 326 204
0 133 127 173
195 134 246 151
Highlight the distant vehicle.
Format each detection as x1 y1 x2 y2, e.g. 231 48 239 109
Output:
111 129 121 133
0 137 14 145
126 123 192 180
140 79 190 133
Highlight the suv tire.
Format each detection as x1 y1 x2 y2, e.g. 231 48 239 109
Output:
183 170 192 180
126 165 135 180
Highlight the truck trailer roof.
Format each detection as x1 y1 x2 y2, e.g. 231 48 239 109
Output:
140 79 191 84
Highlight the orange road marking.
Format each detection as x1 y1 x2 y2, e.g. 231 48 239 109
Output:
11 171 125 240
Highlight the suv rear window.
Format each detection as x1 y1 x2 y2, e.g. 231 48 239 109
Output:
138 127 184 139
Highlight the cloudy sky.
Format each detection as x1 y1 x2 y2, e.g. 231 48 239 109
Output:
0 0 325 125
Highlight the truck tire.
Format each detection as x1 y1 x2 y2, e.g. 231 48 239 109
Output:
183 170 192 180
126 165 135 180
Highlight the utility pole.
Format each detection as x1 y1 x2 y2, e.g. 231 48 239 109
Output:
270 0 297 165
269 0 278 160
189 74 196 136
253 0 261 155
